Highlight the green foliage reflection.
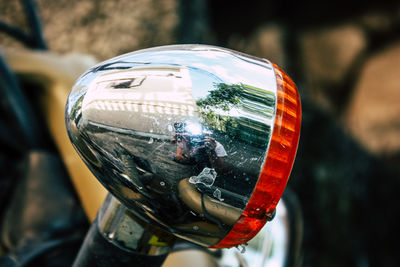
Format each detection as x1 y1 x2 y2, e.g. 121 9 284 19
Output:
196 83 275 148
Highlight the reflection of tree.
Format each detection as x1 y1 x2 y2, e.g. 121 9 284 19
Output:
70 94 85 124
197 83 242 110
196 83 275 148
196 83 242 136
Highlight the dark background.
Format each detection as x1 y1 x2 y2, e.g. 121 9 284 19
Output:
1 0 400 266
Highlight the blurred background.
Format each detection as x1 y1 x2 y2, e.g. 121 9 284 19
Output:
1 0 400 266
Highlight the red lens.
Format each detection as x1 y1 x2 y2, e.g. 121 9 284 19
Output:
212 63 301 248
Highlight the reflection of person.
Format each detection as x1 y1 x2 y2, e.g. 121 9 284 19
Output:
199 136 227 170
170 123 227 172
170 133 195 164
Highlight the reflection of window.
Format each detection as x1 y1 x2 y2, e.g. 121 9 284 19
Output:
105 76 145 89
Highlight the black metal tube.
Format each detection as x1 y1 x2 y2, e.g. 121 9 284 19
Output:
178 0 210 44
73 220 169 267
22 0 47 50
73 195 175 267
0 20 32 46
0 54 44 149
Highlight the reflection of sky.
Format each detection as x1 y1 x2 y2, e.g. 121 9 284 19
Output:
67 84 87 114
67 68 101 114
74 45 277 128
189 68 217 99
103 46 276 98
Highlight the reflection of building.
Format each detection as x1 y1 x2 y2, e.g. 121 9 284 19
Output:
82 66 199 135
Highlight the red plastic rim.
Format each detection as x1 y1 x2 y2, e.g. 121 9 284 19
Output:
212 63 302 248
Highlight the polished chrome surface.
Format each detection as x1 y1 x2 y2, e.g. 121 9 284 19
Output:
97 194 175 255
66 45 277 247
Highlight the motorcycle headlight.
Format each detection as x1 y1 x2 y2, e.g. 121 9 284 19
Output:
66 45 301 248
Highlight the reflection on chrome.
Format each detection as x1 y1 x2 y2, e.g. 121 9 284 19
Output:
66 45 278 247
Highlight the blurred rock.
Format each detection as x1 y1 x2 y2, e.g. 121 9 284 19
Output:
227 24 286 67
40 0 178 59
359 5 400 36
360 11 393 33
344 43 400 155
300 24 366 85
0 0 178 60
299 24 367 110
